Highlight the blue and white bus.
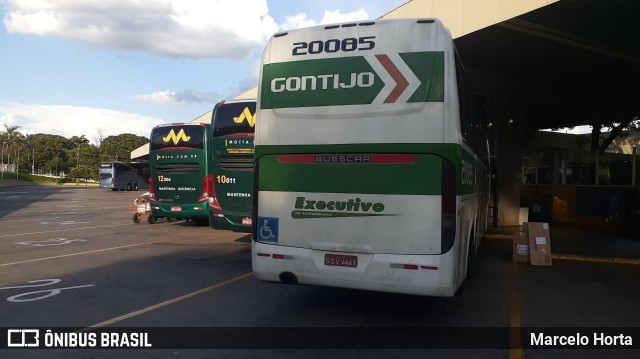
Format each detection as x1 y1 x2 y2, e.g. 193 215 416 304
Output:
99 162 150 191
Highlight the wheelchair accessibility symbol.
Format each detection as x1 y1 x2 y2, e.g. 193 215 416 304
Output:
258 217 278 242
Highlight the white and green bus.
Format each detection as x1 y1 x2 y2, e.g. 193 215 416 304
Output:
252 19 490 297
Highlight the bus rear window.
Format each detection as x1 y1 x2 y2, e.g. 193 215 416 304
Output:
155 163 202 174
213 102 256 137
150 126 204 151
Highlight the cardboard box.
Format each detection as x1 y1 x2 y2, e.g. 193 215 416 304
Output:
513 223 530 263
527 222 552 266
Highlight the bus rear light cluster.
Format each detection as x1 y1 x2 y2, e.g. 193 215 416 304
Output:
205 174 224 211
199 175 214 203
148 178 156 201
256 253 293 260
389 263 439 271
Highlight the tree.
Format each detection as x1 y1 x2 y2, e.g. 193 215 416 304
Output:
69 165 94 185
1 124 24 168
99 134 148 162
29 134 71 175
589 116 640 155
93 128 105 148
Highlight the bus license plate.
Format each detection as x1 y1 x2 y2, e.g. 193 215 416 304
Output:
170 206 182 212
242 217 252 225
324 254 358 268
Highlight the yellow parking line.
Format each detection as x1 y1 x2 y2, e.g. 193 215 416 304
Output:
81 272 253 331
552 254 640 266
509 263 524 359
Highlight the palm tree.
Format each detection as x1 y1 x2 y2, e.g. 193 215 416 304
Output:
1 124 23 169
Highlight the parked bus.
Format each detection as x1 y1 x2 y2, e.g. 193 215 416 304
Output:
208 99 257 232
148 123 211 224
252 19 490 297
98 161 149 191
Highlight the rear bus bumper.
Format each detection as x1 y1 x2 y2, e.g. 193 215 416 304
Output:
150 202 208 219
209 209 252 233
252 242 458 297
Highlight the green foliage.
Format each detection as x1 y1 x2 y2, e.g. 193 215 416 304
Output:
0 126 148 176
100 134 148 162
69 165 94 182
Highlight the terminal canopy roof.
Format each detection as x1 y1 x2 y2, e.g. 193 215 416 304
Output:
455 0 640 130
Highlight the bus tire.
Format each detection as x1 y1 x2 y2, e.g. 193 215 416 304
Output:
147 216 156 224
133 183 139 191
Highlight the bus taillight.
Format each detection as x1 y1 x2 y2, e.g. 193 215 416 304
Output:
199 175 214 203
202 175 223 211
148 177 156 201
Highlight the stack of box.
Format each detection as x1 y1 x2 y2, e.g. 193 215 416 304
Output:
512 222 552 266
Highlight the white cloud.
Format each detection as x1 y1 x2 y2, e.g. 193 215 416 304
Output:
0 112 19 126
134 89 222 105
2 0 279 59
319 9 369 25
0 102 163 138
280 9 369 31
2 1 370 59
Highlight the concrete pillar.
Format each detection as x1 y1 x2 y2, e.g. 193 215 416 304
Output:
633 146 637 186
496 114 527 226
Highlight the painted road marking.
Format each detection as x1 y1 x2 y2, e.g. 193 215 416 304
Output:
0 224 122 239
0 240 167 267
0 279 94 303
6 195 19 199
0 215 88 223
40 220 89 225
82 272 253 330
15 238 87 247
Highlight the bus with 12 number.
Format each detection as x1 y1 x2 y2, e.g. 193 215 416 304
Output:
252 18 490 297
148 123 212 224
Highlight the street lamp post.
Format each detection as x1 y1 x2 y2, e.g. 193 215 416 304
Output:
16 148 19 180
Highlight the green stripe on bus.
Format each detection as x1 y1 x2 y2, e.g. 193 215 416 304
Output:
255 143 460 160
258 154 443 195
401 52 445 103
256 143 484 196
260 52 445 109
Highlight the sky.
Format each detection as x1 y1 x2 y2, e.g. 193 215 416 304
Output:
0 0 408 142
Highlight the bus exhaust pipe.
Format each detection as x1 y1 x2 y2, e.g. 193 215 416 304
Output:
279 272 298 285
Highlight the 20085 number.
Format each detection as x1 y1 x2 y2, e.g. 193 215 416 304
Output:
292 36 376 56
